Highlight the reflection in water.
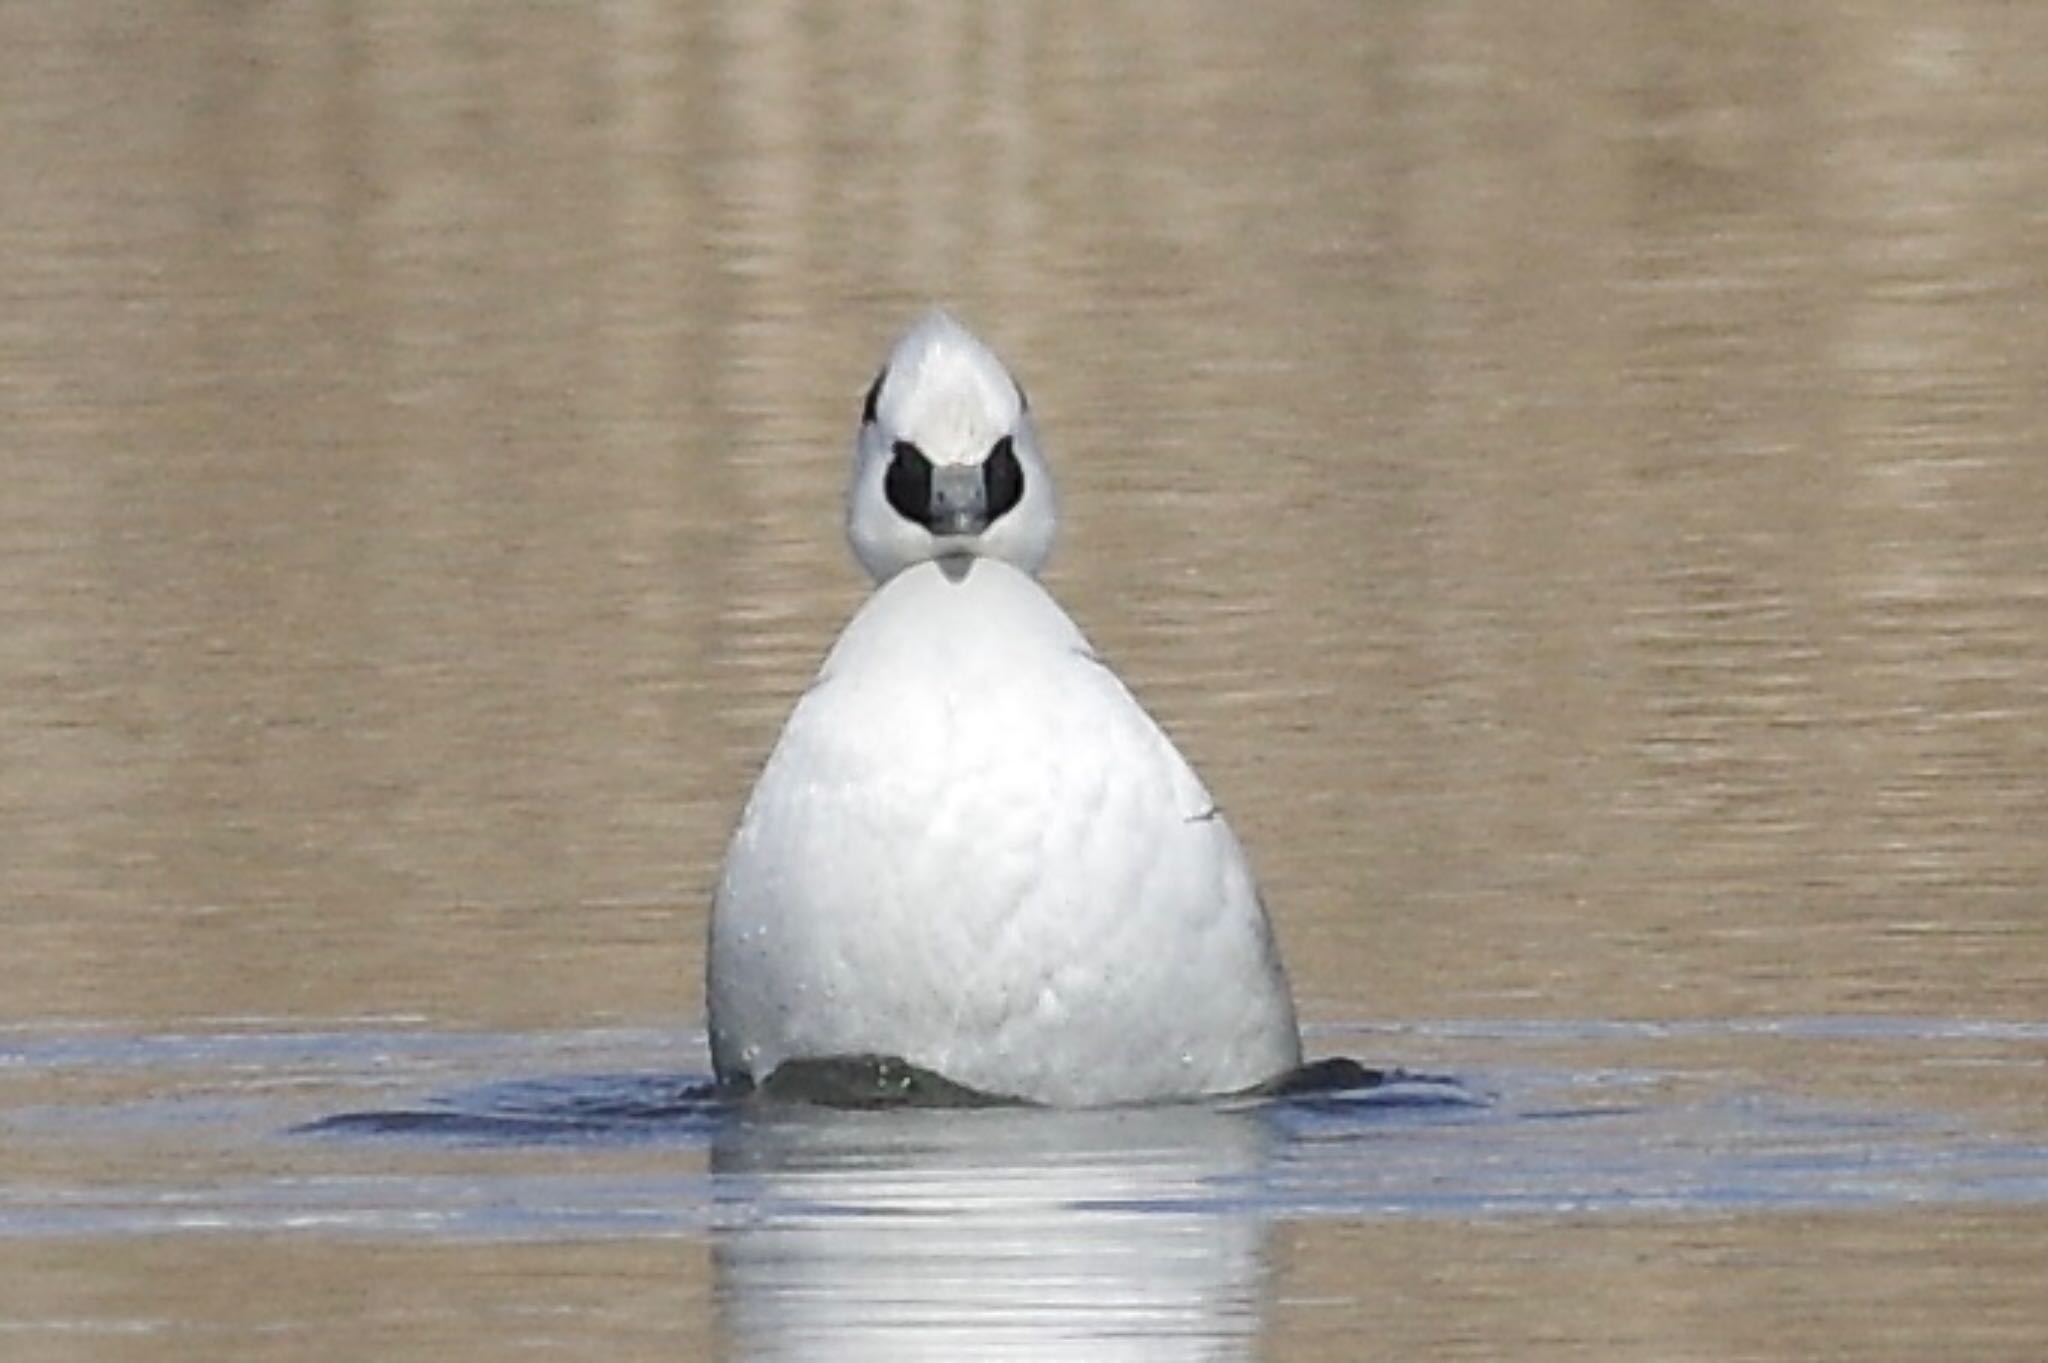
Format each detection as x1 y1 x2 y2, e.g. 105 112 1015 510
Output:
1 1020 2046 1359
710 1105 1273 1362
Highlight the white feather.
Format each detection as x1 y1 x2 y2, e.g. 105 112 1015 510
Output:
708 313 1299 1105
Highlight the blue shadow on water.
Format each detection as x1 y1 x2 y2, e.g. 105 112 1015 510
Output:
292 1059 1487 1147
295 1072 729 1145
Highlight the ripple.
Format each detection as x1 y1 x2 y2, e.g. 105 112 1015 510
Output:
0 1019 2042 1240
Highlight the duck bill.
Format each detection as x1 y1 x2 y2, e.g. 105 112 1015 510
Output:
927 464 990 536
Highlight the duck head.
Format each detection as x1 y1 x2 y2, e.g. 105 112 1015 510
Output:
846 312 1056 583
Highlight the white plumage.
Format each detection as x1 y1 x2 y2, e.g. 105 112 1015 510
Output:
708 313 1299 1105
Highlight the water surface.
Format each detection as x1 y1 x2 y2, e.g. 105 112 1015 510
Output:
3 2 2045 1359
3 1018 2045 1359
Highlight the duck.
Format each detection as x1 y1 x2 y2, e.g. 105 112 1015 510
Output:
707 312 1301 1106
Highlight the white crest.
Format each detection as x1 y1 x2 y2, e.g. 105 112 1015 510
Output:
846 312 1057 583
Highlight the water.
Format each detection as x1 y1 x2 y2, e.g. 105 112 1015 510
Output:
4 2 2047 1359
7 1020 2047 1236
3 1018 2044 1359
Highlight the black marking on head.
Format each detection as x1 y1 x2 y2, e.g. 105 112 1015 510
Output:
885 439 933 524
984 435 1024 521
861 369 885 426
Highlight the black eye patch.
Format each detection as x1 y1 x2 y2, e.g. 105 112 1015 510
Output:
885 439 932 523
985 436 1024 520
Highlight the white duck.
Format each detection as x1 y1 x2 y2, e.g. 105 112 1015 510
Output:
707 312 1300 1106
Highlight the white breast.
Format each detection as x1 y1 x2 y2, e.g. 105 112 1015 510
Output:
708 558 1299 1106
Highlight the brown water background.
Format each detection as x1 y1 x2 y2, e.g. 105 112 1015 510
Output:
2 3 2044 1359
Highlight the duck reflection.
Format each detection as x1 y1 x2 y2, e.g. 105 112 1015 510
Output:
709 1102 1274 1361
